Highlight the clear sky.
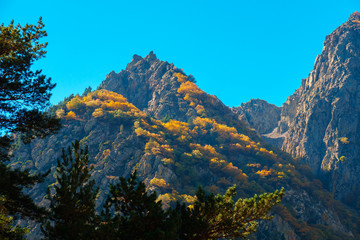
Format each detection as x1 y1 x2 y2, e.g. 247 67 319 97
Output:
1 0 358 107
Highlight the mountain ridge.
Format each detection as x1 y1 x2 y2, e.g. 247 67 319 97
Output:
235 11 360 207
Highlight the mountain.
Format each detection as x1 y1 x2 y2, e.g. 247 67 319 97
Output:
235 12 360 208
232 99 282 134
12 51 360 239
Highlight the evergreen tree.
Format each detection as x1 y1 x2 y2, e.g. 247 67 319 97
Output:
98 171 178 240
0 196 28 240
0 18 60 223
177 185 284 240
42 141 98 240
98 172 283 240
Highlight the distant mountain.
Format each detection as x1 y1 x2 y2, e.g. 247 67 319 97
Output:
232 99 282 135
12 50 360 239
235 12 360 208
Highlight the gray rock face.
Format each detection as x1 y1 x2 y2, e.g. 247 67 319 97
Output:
232 99 282 134
279 12 360 201
99 51 193 122
236 12 360 202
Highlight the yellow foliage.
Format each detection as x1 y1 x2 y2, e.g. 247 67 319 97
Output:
56 109 65 118
145 140 160 152
161 158 174 165
210 158 226 168
195 104 205 115
177 135 188 143
173 72 188 83
190 143 220 158
102 149 111 157
191 149 203 158
247 163 261 168
82 89 140 113
193 117 213 128
157 193 176 208
92 108 105 118
161 144 174 154
339 137 350 144
130 109 147 118
66 95 84 110
85 89 127 103
177 81 204 97
256 168 276 177
66 111 77 119
203 145 217 155
163 120 189 135
277 172 286 178
222 162 247 181
135 127 150 137
150 178 168 188
180 194 196 204
183 152 193 158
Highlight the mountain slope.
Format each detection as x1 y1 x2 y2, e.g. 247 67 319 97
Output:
12 52 360 239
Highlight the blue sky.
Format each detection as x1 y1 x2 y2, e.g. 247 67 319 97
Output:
1 0 358 107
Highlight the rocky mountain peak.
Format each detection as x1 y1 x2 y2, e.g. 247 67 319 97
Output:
125 51 159 73
234 12 360 204
349 11 360 22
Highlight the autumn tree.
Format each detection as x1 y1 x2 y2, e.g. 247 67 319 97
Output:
42 141 98 240
0 18 60 224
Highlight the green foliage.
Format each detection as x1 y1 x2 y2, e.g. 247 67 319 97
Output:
42 141 99 240
98 171 178 240
0 196 28 240
0 18 60 228
176 186 284 239
0 18 60 142
97 171 283 240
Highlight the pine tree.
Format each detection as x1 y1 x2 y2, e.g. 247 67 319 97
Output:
177 185 284 239
98 171 178 240
0 196 28 240
42 141 98 240
0 18 60 224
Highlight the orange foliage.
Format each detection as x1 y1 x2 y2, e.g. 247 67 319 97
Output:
56 109 65 118
66 111 76 119
150 178 168 188
92 108 104 118
190 143 220 158
222 162 248 181
66 95 84 110
134 123 164 142
256 168 276 177
247 163 261 168
195 104 205 115
163 120 190 136
177 81 204 97
192 117 214 128
82 89 140 113
161 158 174 165
102 149 111 157
173 72 188 83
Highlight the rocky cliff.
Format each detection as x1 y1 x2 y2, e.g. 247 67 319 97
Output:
12 51 360 239
232 99 282 135
236 12 360 207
